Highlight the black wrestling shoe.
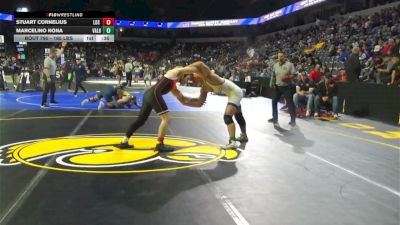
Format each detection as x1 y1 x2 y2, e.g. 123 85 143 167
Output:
268 118 275 123
289 121 296 127
117 142 134 149
155 143 175 152
236 133 249 143
50 101 59 105
40 104 50 109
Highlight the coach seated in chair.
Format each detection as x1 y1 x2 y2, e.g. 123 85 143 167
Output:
293 72 315 117
314 74 339 119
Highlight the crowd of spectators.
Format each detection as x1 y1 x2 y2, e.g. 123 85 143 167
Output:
157 4 400 87
1 4 399 90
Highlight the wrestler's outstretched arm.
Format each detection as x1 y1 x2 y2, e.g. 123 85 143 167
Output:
171 86 208 108
183 61 211 79
179 65 200 75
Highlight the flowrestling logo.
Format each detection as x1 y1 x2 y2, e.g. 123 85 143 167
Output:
0 135 244 174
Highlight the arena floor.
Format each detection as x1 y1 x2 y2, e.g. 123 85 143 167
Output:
0 83 399 225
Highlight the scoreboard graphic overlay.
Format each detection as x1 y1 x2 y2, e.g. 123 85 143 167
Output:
13 12 115 43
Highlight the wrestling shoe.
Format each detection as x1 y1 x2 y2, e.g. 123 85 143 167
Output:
50 101 59 105
98 101 105 110
155 143 175 152
236 133 248 143
40 104 50 109
81 99 89 106
280 105 288 111
221 141 239 149
117 142 134 149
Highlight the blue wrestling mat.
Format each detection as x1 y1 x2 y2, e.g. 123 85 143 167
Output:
0 91 201 111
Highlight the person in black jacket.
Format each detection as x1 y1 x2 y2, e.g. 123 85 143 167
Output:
73 58 88 96
344 47 361 82
314 75 339 119
31 65 42 90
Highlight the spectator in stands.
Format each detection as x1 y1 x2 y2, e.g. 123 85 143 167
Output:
134 65 141 83
111 63 117 76
344 47 362 82
309 64 321 82
328 45 336 56
295 64 304 74
293 73 315 117
307 57 316 67
314 58 322 67
391 36 400 57
314 75 339 119
4 4 399 89
361 46 383 82
143 67 153 88
234 74 241 82
382 38 395 55
111 63 121 85
98 68 104 77
140 66 145 81
338 48 350 62
359 46 370 61
333 70 348 82
229 70 239 81
244 73 253 97
377 56 399 84
118 60 124 84
320 65 330 78
258 67 269 77
371 45 384 65
389 61 400 86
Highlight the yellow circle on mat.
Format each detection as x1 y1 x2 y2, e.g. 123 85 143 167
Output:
10 135 226 174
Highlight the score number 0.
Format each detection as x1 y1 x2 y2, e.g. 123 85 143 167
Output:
102 18 114 26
